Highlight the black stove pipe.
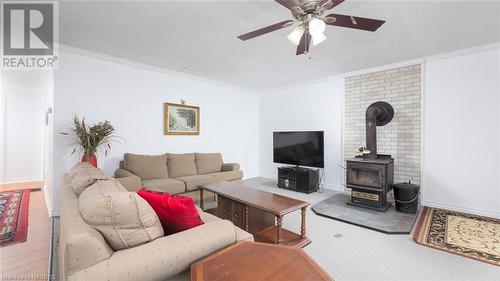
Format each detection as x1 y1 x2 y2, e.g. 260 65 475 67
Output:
365 101 394 160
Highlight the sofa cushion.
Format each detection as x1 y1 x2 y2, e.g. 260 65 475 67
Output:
221 163 240 172
167 153 198 178
142 178 186 194
86 178 128 194
176 175 218 191
79 181 164 251
68 162 93 180
196 206 219 223
195 153 223 175
209 170 244 182
137 189 204 235
60 176 115 276
71 166 109 195
123 153 168 180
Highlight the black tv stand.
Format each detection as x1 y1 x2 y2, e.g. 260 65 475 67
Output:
277 166 319 194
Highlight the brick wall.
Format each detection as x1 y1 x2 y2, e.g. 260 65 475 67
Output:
344 65 421 184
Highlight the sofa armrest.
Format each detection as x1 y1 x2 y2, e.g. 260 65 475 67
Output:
115 168 137 178
114 169 142 191
116 176 142 192
68 220 239 281
221 163 240 172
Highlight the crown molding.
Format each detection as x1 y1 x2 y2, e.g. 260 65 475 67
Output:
259 74 344 94
260 42 500 93
56 41 500 94
423 41 500 63
342 42 500 78
56 44 258 94
342 58 424 78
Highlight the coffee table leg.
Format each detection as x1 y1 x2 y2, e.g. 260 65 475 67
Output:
245 205 249 231
276 215 283 244
301 207 306 238
199 189 204 210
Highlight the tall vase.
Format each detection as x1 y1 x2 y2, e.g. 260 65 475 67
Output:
81 152 98 168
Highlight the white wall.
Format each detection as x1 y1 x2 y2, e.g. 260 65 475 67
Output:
43 71 55 215
50 49 260 215
258 44 500 218
46 44 499 219
259 78 344 190
0 71 46 183
423 47 500 218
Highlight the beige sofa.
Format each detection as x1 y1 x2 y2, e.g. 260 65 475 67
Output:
114 153 243 202
60 167 253 281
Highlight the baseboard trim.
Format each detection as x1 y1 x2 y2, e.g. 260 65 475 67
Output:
43 185 53 217
48 216 59 279
259 174 275 180
51 209 60 217
320 182 343 191
1 178 43 185
422 200 499 219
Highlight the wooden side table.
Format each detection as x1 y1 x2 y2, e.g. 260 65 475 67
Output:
191 242 333 281
200 181 311 248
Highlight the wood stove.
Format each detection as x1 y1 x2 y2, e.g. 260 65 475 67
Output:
346 156 394 211
346 101 395 211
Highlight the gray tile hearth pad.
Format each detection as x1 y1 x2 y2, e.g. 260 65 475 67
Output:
312 194 418 234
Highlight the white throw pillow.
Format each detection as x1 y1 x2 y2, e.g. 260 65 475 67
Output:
68 162 93 180
79 180 164 250
71 166 109 195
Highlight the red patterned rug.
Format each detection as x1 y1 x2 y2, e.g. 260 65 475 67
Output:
0 189 30 247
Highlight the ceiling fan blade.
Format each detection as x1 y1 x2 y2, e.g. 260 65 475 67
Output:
325 13 385 32
274 0 345 10
275 0 295 10
296 32 311 55
322 0 345 10
238 20 294 41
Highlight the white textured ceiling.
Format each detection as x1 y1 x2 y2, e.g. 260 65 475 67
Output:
59 1 500 90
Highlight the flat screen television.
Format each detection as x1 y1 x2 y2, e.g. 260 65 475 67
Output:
273 131 324 168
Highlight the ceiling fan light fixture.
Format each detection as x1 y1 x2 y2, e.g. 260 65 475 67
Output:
236 1 386 56
308 16 326 35
311 32 327 46
287 25 305 45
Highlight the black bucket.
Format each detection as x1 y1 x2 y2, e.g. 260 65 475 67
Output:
392 182 420 214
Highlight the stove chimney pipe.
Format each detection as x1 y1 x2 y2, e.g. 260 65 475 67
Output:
365 101 394 160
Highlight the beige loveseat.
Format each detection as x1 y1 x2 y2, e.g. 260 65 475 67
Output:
60 165 253 281
114 153 243 203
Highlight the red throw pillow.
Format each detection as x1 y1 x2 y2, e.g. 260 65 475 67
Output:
137 189 204 235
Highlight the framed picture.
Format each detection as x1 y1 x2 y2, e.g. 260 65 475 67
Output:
163 103 200 135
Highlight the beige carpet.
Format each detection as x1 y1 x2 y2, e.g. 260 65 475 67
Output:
413 207 500 266
51 179 500 280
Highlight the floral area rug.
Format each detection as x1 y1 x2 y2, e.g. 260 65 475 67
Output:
0 189 30 247
413 207 499 266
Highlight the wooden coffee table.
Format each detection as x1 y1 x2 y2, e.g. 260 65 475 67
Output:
191 241 333 281
199 181 311 248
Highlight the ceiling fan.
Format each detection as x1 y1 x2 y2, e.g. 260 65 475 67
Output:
237 0 385 55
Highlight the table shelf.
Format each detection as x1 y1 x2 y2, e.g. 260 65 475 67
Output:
254 226 311 248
